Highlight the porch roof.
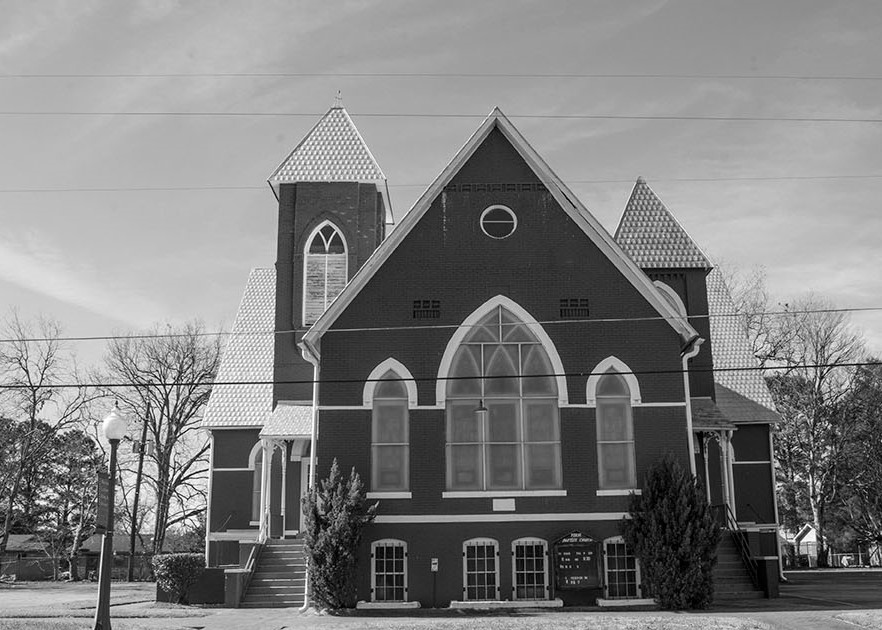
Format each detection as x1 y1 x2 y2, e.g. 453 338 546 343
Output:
690 397 736 431
259 401 312 439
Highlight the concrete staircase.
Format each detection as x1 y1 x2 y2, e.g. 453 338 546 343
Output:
240 538 307 608
714 532 764 600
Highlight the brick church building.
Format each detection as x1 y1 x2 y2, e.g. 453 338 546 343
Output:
201 105 781 608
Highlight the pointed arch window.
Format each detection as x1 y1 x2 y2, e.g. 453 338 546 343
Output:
248 442 263 523
445 305 561 491
303 222 347 326
372 370 409 492
596 370 636 489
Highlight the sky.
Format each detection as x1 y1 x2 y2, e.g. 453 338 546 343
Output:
1 0 881 370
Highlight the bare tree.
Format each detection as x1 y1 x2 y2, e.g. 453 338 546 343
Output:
768 295 865 567
102 321 220 554
0 311 95 555
719 263 795 368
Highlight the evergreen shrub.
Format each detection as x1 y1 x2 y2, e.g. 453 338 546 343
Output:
152 552 205 604
622 454 721 609
301 459 377 610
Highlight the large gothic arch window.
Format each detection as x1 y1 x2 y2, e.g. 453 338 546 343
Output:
303 221 347 326
445 304 562 491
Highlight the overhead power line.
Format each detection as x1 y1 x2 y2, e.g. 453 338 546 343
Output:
2 71 881 81
1 360 880 390
1 174 881 195
1 306 880 345
0 111 880 123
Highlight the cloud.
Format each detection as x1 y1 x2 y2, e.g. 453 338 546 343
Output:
0 230 167 328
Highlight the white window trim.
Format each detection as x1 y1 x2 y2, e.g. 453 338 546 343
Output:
371 539 408 603
436 294 569 406
442 490 566 499
480 204 518 239
653 281 687 317
602 536 645 601
596 489 641 497
363 358 419 407
366 491 412 499
249 441 263 523
302 219 348 327
586 356 642 406
463 538 500 601
511 537 549 601
375 512 629 524
247 441 263 470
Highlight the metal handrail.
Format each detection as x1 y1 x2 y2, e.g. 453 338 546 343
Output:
238 540 263 608
713 503 759 588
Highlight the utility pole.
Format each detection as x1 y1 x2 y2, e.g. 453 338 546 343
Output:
127 401 150 582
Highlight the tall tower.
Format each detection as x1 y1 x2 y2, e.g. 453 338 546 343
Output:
615 177 715 398
267 104 389 403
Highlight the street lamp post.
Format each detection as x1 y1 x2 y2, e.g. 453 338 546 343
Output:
93 403 128 630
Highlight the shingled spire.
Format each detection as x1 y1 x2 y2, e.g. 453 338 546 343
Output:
267 104 386 198
614 177 712 270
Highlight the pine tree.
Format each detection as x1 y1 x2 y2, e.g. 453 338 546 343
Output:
622 454 721 609
301 459 377 609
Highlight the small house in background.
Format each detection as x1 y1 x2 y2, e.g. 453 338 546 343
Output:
79 534 167 580
0 534 52 580
202 105 782 608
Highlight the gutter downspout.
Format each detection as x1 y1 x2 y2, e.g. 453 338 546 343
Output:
680 335 704 476
205 431 214 567
298 339 321 613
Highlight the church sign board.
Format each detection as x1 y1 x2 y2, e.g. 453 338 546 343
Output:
553 531 600 590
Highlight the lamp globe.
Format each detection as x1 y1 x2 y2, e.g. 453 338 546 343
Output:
102 405 129 441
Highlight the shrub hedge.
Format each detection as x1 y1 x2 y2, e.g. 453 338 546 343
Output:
152 552 205 605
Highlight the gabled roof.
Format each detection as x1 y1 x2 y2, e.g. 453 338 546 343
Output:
267 106 386 198
615 177 712 269
4 534 47 554
259 402 312 438
301 108 697 355
707 267 779 423
201 268 275 429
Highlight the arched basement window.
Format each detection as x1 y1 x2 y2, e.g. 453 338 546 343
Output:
371 370 410 492
445 305 561 491
303 221 347 326
596 370 636 489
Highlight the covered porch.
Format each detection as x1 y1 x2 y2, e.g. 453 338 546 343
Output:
254 402 312 542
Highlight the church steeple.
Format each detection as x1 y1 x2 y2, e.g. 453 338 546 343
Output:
267 104 387 199
615 177 715 399
615 177 712 270
269 103 389 403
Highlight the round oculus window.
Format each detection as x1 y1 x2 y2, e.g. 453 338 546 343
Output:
480 205 517 239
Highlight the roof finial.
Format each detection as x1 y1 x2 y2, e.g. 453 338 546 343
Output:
333 90 343 109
